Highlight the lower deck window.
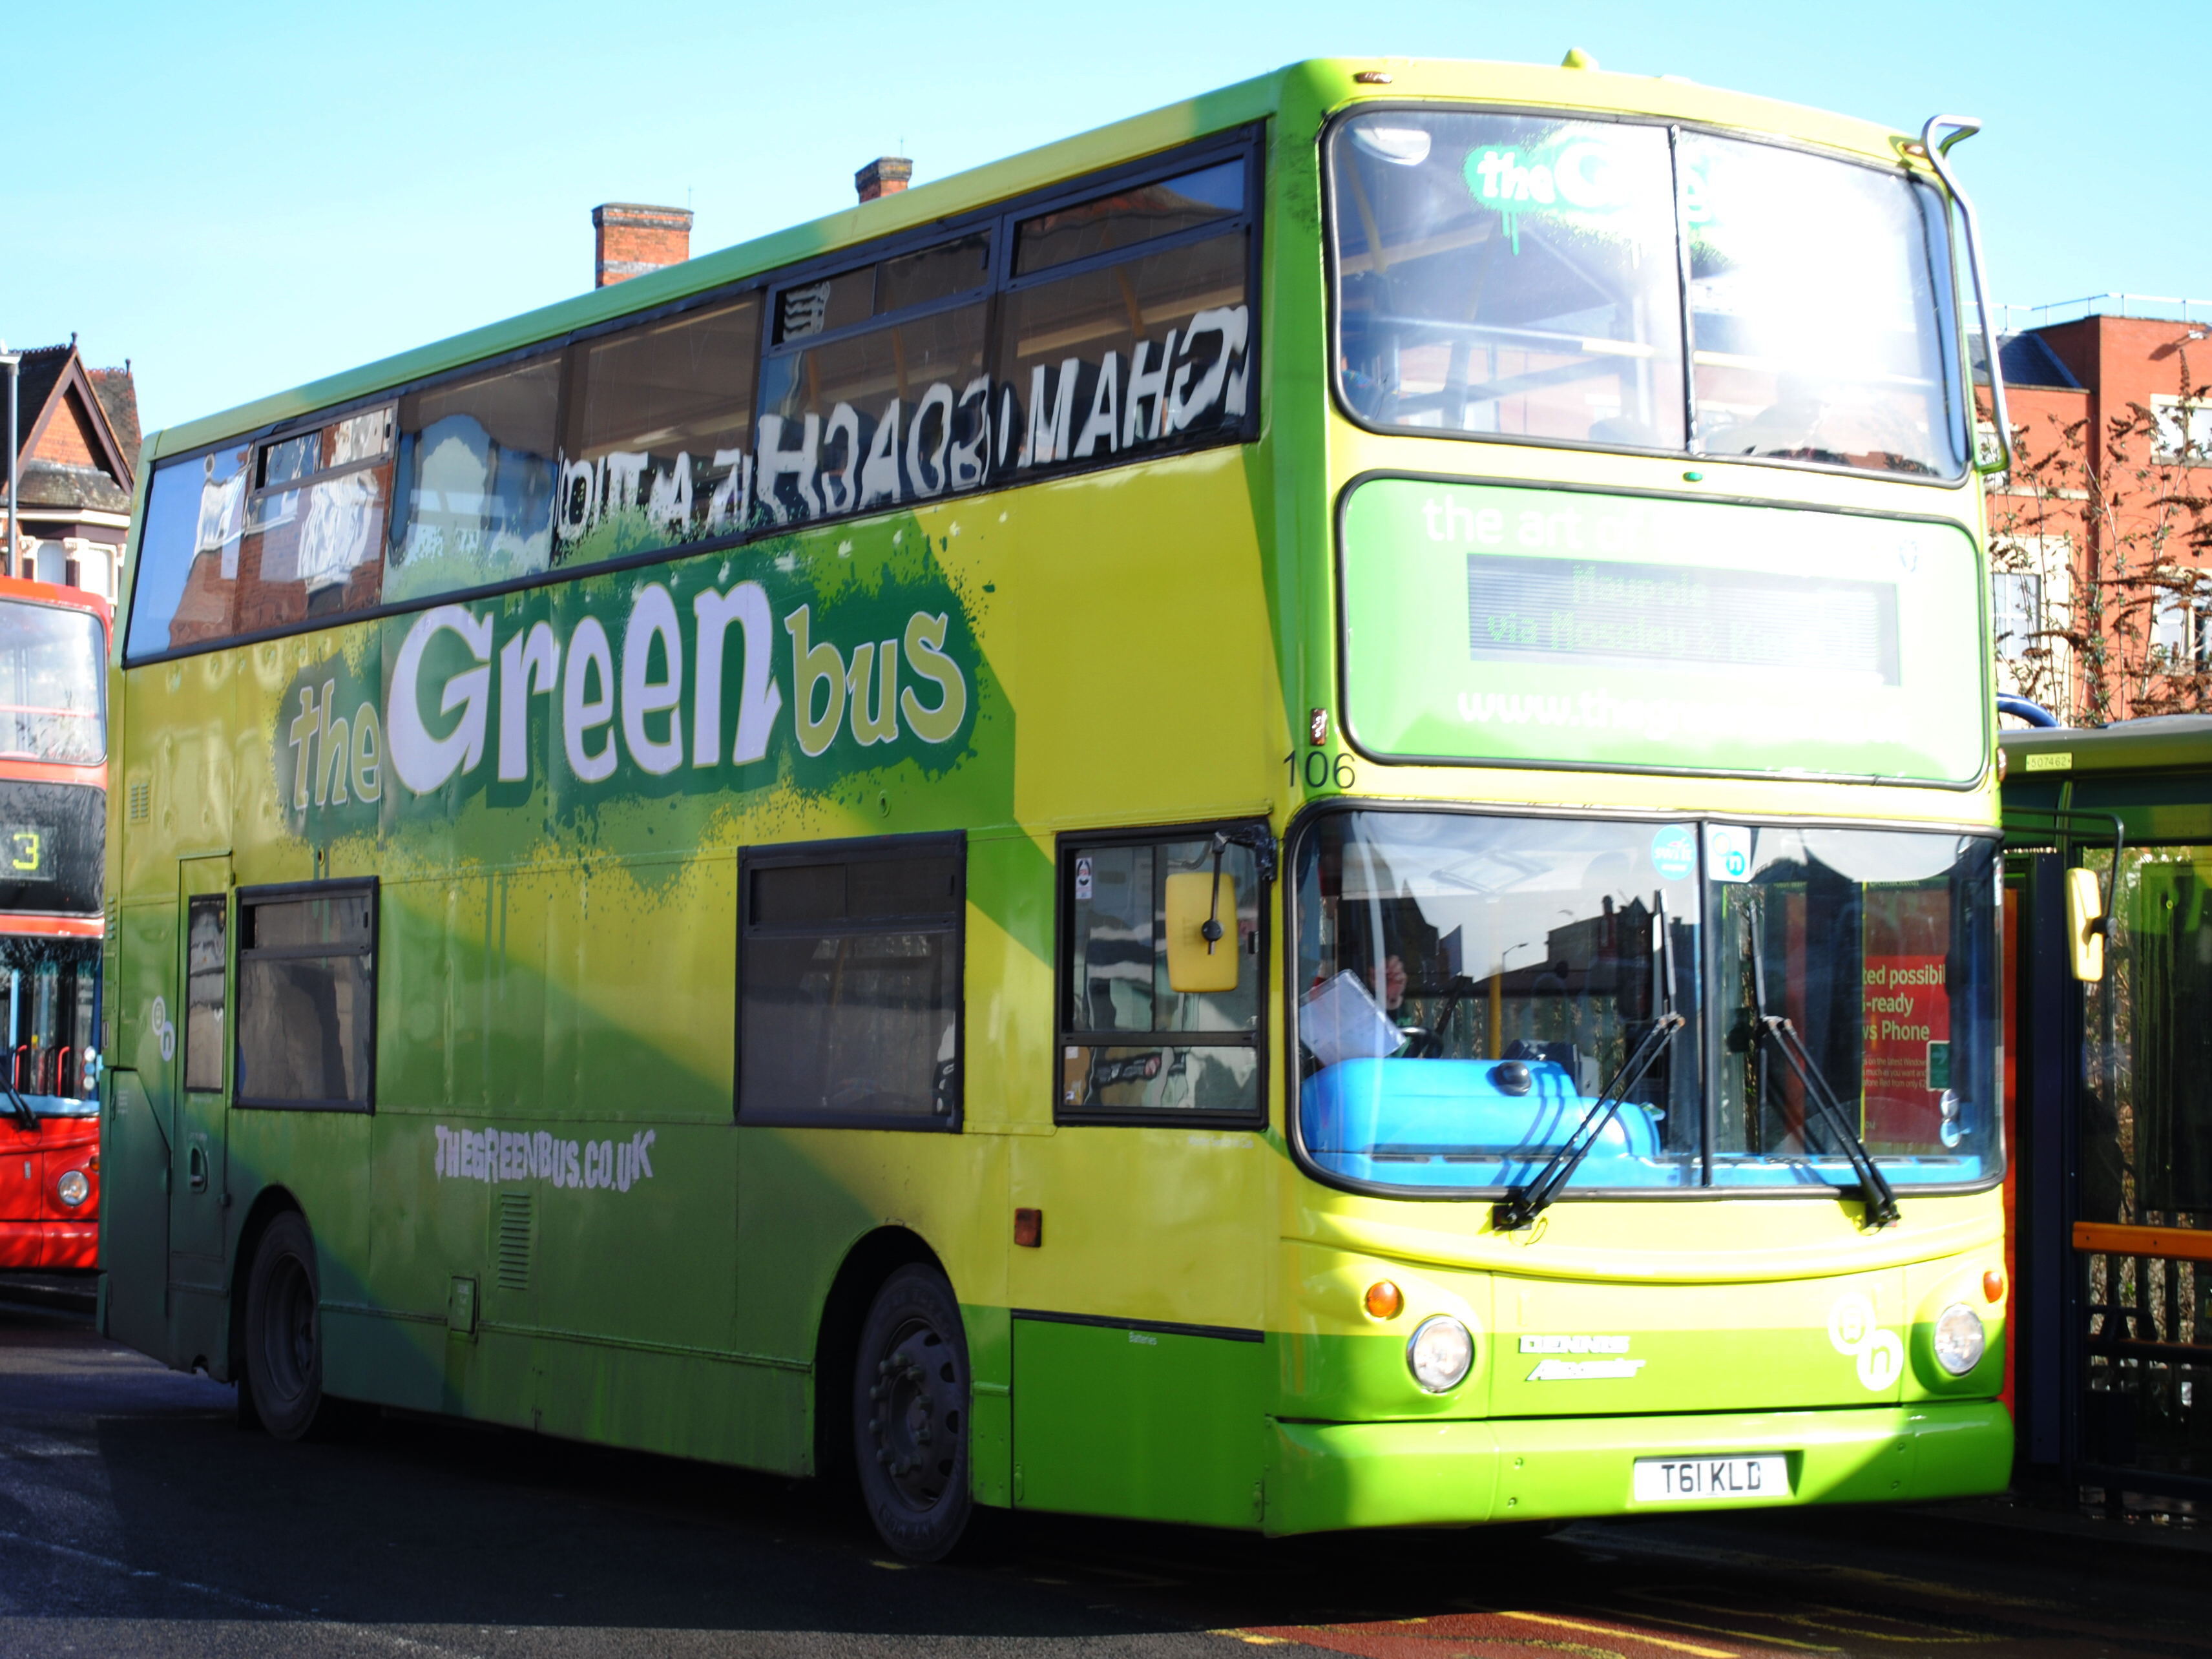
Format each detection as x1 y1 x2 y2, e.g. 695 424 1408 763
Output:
738 835 962 1127
1057 824 1267 1123
235 881 377 1111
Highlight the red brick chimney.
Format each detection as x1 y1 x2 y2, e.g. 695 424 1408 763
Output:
855 158 912 203
592 203 693 288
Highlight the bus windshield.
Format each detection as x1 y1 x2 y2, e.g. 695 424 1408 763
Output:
0 601 105 764
1331 110 1966 479
1292 811 1998 1196
0 935 101 1109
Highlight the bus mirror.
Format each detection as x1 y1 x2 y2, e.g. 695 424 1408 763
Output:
2066 866 2106 981
1165 871 1240 994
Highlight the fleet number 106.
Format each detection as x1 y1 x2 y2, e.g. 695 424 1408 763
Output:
1285 751 1356 790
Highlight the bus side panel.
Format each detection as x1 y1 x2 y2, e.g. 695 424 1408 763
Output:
736 1125 1012 1475
229 1105 374 1380
1012 1317 1268 1528
98 1068 170 1359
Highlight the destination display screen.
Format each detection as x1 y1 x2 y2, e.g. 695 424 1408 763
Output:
1339 479 1985 783
1465 553 1901 683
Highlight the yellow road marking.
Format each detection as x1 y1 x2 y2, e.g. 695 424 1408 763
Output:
1494 1608 1742 1656
1594 1598 1842 1652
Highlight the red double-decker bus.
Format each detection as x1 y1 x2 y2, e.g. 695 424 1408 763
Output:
0 577 109 1273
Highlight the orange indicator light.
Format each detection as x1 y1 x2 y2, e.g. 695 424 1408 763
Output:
1364 1280 1404 1320
1983 1268 2007 1303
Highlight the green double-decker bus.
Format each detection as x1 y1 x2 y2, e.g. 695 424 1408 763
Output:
101 57 2015 1558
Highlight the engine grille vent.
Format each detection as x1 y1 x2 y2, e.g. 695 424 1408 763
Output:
127 780 150 823
496 1193 534 1291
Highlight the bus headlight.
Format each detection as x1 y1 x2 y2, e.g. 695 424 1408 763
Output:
1932 1302 1985 1375
56 1169 90 1207
1406 1315 1474 1392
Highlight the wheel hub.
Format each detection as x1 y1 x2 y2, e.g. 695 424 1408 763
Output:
866 1320 959 1509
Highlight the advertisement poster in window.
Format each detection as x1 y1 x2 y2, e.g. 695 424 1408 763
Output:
1861 888 1950 1147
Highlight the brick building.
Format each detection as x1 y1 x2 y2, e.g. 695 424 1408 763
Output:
1983 298 2212 725
3 339 140 603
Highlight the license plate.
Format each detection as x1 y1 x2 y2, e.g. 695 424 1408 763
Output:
1633 1454 1791 1503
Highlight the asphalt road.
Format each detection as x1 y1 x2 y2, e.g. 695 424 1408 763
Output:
1 1292 2204 1659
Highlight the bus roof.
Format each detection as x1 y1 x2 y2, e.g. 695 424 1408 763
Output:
2003 716 2212 778
143 56 1917 468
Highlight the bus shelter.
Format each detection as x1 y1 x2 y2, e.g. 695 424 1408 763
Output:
2003 716 2212 1512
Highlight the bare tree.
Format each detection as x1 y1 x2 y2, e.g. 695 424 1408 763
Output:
1988 346 2212 725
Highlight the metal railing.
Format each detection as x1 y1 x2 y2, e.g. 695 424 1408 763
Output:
1995 294 2212 332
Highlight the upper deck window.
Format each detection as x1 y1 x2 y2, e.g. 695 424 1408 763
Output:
758 236 994 525
1335 114 1684 450
0 600 104 765
123 130 1262 665
384 358 561 604
1013 161 1242 275
235 406 395 632
1682 133 1965 477
555 295 761 569
1330 110 1966 481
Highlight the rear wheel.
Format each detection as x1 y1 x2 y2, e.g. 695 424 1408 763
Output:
852 1265 972 1561
244 1212 328 1441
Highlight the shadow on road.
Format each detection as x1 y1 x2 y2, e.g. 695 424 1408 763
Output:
5 1304 2207 1657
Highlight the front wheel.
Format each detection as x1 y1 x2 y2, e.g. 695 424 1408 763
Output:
852 1265 972 1561
244 1211 329 1441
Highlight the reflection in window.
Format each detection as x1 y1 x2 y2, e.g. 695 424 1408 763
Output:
233 406 395 635
1014 160 1242 275
1709 829 1996 1184
756 301 991 523
556 295 760 567
1059 830 1262 1118
0 601 104 764
998 231 1250 481
127 441 253 657
1683 133 1964 477
184 894 226 1092
1295 811 1700 1193
384 359 561 604
235 883 376 1111
739 839 962 1125
1333 112 1685 448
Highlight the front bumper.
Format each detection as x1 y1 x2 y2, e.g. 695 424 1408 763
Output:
1264 1399 2010 1536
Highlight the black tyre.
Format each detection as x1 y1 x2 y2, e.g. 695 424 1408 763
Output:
853 1265 972 1561
243 1211 328 1441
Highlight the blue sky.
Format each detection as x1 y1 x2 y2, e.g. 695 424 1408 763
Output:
12 0 2202 436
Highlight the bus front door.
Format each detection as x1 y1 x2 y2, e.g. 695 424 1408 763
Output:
168 859 231 1296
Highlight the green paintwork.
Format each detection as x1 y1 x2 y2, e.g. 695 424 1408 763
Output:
1264 1401 2012 1536
99 56 2012 1539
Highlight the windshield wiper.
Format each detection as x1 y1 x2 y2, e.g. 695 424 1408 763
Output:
1493 888 1684 1231
3 1072 36 1133
1751 1016 1901 1228
1493 1012 1684 1232
1742 908 1899 1229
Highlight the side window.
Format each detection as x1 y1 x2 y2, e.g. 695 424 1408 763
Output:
235 881 376 1111
756 234 994 527
738 835 963 1128
124 438 254 661
183 894 227 1093
555 294 761 567
382 356 562 605
231 406 395 636
1058 824 1266 1123
998 158 1254 484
